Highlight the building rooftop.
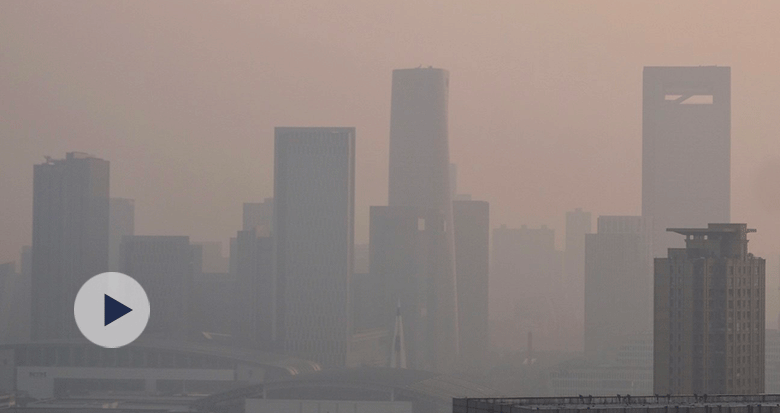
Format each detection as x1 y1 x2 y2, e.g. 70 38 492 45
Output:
667 223 756 237
455 395 780 413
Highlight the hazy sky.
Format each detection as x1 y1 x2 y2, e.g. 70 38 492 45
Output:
3 1 780 314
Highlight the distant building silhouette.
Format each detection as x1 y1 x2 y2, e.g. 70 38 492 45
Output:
21 246 31 279
351 271 381 332
31 152 109 340
584 216 652 361
109 197 134 272
120 235 195 338
243 198 273 234
353 243 369 274
564 208 591 350
193 241 228 273
232 228 274 349
0 261 31 344
389 67 458 371
449 163 458 199
191 271 233 340
274 127 355 367
369 205 448 370
654 224 764 394
491 224 565 352
453 199 489 369
642 66 730 257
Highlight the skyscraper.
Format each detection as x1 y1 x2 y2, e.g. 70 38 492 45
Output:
193 241 228 273
491 225 558 319
654 224 764 395
232 228 274 349
491 224 566 352
243 197 273 233
31 152 109 340
274 127 355 367
642 66 731 257
109 197 134 272
584 216 652 360
453 199 489 369
388 67 458 371
369 205 448 370
564 207 592 349
120 236 195 338
0 258 31 345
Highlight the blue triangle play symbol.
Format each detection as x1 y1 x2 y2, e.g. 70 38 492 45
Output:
105 294 132 326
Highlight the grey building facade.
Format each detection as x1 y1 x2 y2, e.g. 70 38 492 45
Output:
243 198 273 234
120 235 195 338
453 200 489 369
109 197 135 272
274 127 355 367
389 67 458 371
584 216 652 360
232 228 275 349
642 66 731 257
31 152 110 340
654 224 765 395
369 205 449 370
564 208 592 351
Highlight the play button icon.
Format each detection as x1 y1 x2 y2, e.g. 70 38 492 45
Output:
74 272 150 348
105 295 133 326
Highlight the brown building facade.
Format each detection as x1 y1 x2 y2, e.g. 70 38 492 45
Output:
654 223 765 395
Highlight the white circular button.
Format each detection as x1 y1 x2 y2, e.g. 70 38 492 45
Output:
74 272 150 348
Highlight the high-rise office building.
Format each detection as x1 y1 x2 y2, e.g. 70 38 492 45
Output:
642 66 731 257
109 197 135 272
191 271 233 338
654 224 764 395
491 225 558 319
0 258 30 345
453 200 489 369
120 236 195 338
449 163 458 199
193 241 228 273
21 246 31 279
564 208 592 349
274 127 355 367
584 216 652 360
232 228 274 349
369 205 448 370
565 209 592 282
351 271 381 333
353 243 369 274
243 198 273 234
491 224 566 352
31 152 110 340
388 67 458 371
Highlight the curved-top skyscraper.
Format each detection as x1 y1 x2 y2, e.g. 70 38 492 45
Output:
388 67 458 372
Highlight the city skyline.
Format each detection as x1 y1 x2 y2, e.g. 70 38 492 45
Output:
3 1 780 404
5 2 780 270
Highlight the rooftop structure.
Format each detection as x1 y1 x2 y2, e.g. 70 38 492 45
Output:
455 395 780 413
654 223 765 395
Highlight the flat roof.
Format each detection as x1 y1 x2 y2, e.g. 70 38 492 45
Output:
456 395 780 412
667 224 756 237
